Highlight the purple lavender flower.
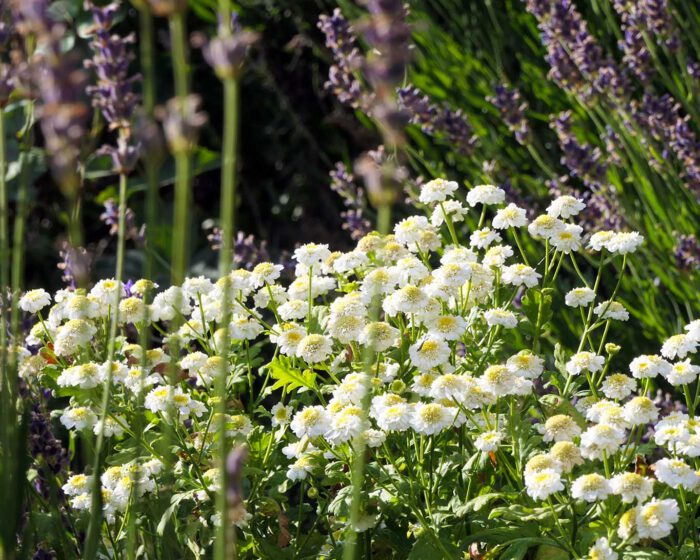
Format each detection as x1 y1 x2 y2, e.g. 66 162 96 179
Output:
100 199 146 246
329 162 371 240
201 13 258 80
157 95 208 154
57 241 92 289
525 0 627 101
397 86 477 155
317 9 367 109
551 111 608 189
547 175 623 231
488 84 531 144
674 234 700 272
633 93 700 196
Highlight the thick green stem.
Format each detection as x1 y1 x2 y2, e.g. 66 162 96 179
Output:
84 173 128 559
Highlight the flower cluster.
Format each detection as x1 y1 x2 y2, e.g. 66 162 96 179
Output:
17 175 700 557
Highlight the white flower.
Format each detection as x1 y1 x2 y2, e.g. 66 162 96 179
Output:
363 429 386 448
419 178 458 203
594 301 629 321
566 352 605 376
326 405 366 445
475 431 503 452
466 184 505 206
527 215 565 239
483 245 514 268
19 289 51 313
250 262 284 288
660 334 698 360
430 200 469 227
622 397 658 425
480 365 531 397
278 299 308 321
150 287 191 322
492 204 528 229
409 337 451 372
296 334 333 364
63 474 92 497
441 247 477 265
372 396 411 432
502 264 541 288
293 243 331 268
547 195 586 219
394 216 438 251
469 228 501 249
358 322 399 352
271 403 292 427
94 415 127 438
580 424 626 460
433 263 471 288
541 414 581 442
571 473 611 502
610 472 654 503
550 224 583 253
60 406 98 431
54 320 97 356
635 499 679 540
506 351 544 379
383 285 428 316
484 309 518 329
290 406 331 439
332 251 370 274
606 232 644 254
525 469 564 500
57 363 101 389
429 373 468 401
629 354 671 379
427 315 467 341
287 456 315 481
653 458 699 489
587 537 617 560
411 402 452 435
587 231 615 252
564 287 595 307
664 359 700 386
601 373 636 400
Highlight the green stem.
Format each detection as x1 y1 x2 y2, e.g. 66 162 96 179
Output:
84 172 128 559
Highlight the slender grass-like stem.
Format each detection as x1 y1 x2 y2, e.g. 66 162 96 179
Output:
214 73 241 560
169 10 191 286
84 172 128 559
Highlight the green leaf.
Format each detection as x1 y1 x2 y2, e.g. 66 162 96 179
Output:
267 356 317 392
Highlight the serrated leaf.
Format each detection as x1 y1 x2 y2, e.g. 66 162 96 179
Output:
267 357 317 392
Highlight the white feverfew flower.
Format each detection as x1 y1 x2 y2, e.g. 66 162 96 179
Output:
587 231 616 252
482 244 514 268
363 429 386 448
19 289 52 313
419 178 459 203
94 415 127 438
383 285 428 316
525 469 564 500
278 299 308 321
411 402 452 435
622 397 659 425
474 431 503 452
182 276 215 301
358 322 399 352
541 414 582 442
607 232 644 254
466 184 505 207
506 351 544 379
527 215 565 239
480 364 531 397
601 373 636 400
250 262 284 288
653 458 699 490
409 337 451 372
664 359 700 386
501 264 541 288
635 499 679 540
654 423 690 453
492 203 528 229
57 363 101 389
587 537 617 560
326 405 366 445
429 373 468 401
484 309 518 329
327 313 365 344
427 315 467 341
580 424 626 460
610 472 654 503
660 333 698 360
550 224 583 253
287 456 315 481
394 216 438 251
433 262 471 288
571 473 611 502
290 406 331 439
254 284 287 309
332 251 370 274
150 287 191 322
373 399 412 432
430 200 468 227
547 195 586 219
565 287 596 308
469 227 501 249
629 354 671 379
594 301 629 321
270 403 292 427
392 256 431 286
293 243 331 269
54 320 97 356
63 474 92 497
296 334 333 364
441 246 477 265
566 352 605 376
60 407 98 431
